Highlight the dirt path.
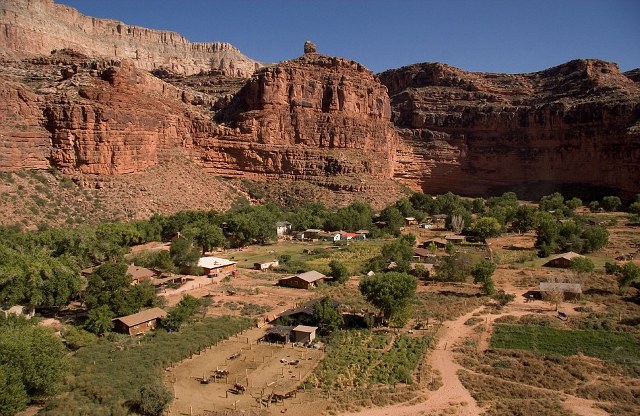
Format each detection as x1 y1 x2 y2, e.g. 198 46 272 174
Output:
340 286 610 416
340 306 486 416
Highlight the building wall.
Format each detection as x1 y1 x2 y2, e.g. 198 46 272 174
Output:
292 330 315 343
279 276 311 289
114 318 160 335
205 263 237 276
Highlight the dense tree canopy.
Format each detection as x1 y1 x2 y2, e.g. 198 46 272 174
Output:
0 317 67 415
313 297 344 334
84 262 157 317
359 272 417 323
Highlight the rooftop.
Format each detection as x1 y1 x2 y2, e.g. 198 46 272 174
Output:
539 282 582 294
283 270 326 283
293 325 318 333
114 307 167 327
198 257 237 269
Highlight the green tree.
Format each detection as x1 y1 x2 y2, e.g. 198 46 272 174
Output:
588 201 600 212
313 297 344 334
328 260 349 284
84 305 115 335
0 320 67 409
566 197 583 211
539 192 565 212
359 272 417 323
61 326 97 350
162 295 201 331
84 262 157 317
379 206 404 236
570 257 595 275
471 260 497 295
169 237 201 272
618 262 640 293
630 201 640 215
512 205 538 233
0 364 29 416
580 226 609 253
409 193 434 214
136 384 172 416
535 212 559 256
601 196 621 212
471 217 502 239
185 221 226 254
471 198 486 214
368 234 415 273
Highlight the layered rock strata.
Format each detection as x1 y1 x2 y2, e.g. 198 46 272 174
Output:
201 50 397 184
0 0 263 76
380 59 640 198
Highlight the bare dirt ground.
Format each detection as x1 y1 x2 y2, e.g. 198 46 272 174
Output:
166 326 325 416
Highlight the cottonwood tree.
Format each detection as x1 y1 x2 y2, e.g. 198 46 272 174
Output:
313 297 344 334
471 260 497 295
328 260 349 284
359 272 417 326
0 318 67 415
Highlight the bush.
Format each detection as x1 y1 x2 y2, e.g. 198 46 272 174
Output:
136 384 172 416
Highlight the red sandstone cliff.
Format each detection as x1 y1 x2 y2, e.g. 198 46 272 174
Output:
0 0 263 77
0 44 398 194
380 60 640 198
0 0 637 202
198 46 397 187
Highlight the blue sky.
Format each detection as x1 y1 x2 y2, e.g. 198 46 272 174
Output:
57 0 640 74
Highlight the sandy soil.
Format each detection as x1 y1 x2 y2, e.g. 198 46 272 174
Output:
165 326 325 416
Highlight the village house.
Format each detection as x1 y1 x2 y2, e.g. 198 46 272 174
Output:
355 230 369 240
445 235 466 244
113 307 167 336
197 257 237 277
254 259 279 271
294 231 305 241
275 221 292 236
404 217 419 226
292 325 317 343
543 252 584 268
340 232 358 241
318 231 341 242
421 238 447 249
430 214 448 223
413 247 438 263
126 264 158 284
303 229 322 240
278 270 327 289
539 282 582 300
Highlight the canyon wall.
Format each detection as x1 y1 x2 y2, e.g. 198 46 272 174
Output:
380 60 640 198
0 45 397 193
0 0 263 76
197 48 397 187
0 0 638 201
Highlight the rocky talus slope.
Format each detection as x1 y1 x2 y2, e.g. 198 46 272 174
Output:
380 60 640 198
0 0 263 76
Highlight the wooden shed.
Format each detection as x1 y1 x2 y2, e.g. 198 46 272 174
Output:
278 270 327 289
113 307 167 336
543 252 584 268
292 325 317 343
